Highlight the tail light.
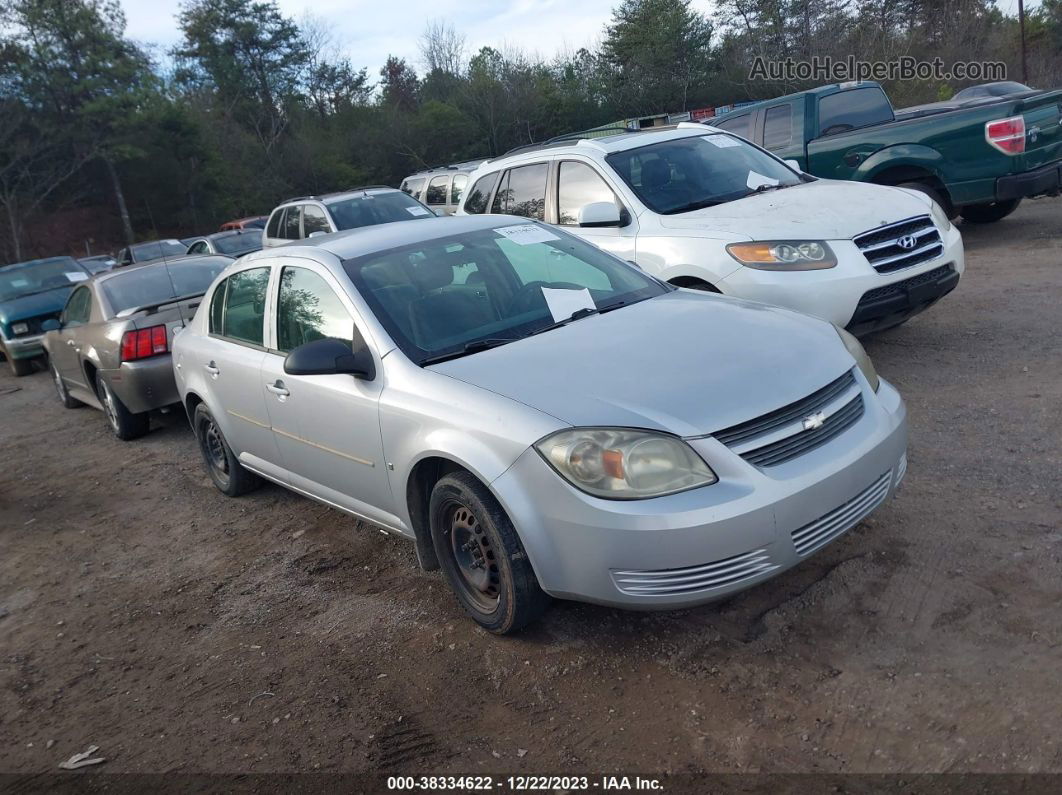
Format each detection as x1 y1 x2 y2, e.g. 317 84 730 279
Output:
121 325 168 362
985 116 1025 154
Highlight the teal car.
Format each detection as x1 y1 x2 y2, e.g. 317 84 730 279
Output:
0 256 91 376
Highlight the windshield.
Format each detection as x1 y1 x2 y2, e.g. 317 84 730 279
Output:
606 134 802 214
343 224 667 364
101 257 228 315
213 233 261 256
131 240 187 262
0 258 87 302
326 192 432 231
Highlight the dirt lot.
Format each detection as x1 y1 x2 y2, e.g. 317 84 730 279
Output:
1 198 1060 789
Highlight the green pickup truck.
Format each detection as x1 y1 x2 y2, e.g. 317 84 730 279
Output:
710 81 1062 223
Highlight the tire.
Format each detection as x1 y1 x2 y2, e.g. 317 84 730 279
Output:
96 373 150 440
960 199 1022 224
50 358 82 408
896 181 956 220
5 350 33 377
429 471 550 634
193 402 260 497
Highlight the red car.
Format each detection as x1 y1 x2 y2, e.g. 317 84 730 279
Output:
218 216 267 232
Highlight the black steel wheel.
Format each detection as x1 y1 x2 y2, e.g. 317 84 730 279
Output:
193 402 260 497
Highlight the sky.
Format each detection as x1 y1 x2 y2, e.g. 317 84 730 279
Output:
121 0 716 76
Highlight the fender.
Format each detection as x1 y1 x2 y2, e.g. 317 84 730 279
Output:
856 144 948 185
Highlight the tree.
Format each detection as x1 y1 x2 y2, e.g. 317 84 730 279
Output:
379 56 420 111
419 19 466 75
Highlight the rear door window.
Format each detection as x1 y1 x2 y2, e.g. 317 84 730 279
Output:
817 87 893 136
215 267 270 346
763 105 794 150
464 172 499 214
493 163 548 220
451 174 468 205
426 175 450 205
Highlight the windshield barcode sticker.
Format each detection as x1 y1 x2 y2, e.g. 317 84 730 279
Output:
407 206 430 216
707 135 742 148
494 224 559 245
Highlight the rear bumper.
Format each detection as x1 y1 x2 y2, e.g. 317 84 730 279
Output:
996 161 1062 201
846 263 960 336
2 333 45 360
100 356 180 414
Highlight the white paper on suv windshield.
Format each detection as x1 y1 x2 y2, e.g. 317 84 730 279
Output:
542 287 595 323
746 171 780 190
65 272 89 282
706 135 742 148
495 224 559 246
406 206 430 216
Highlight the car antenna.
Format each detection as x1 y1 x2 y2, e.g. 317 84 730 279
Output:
143 198 185 325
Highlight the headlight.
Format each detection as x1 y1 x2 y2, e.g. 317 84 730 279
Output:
929 199 953 232
834 325 879 391
11 323 29 335
726 241 837 270
535 428 717 499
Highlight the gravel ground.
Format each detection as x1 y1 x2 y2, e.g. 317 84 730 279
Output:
1 198 1060 789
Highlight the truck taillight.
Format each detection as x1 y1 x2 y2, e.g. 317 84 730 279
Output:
985 116 1025 154
121 325 168 361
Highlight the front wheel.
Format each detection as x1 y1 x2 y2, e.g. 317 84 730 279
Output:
193 403 260 497
5 350 33 377
97 373 150 440
960 199 1022 224
896 181 956 220
430 472 550 634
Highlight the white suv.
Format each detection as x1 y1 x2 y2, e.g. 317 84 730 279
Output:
458 125 965 334
262 186 434 248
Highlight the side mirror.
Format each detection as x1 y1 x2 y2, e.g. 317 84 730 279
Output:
283 336 375 380
432 208 448 217
307 231 327 239
784 159 803 173
41 318 62 332
578 201 622 228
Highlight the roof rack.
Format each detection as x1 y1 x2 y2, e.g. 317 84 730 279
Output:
492 126 642 160
342 185 394 193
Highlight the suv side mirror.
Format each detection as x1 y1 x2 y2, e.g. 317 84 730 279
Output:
578 202 622 228
283 335 375 380
41 318 61 332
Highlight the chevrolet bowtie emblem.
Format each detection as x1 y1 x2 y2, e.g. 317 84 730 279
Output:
803 412 826 431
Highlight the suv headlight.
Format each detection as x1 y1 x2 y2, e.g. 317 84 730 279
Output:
11 322 29 335
726 241 837 270
835 325 879 391
535 428 717 499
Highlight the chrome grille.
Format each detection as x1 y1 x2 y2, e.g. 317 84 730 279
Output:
612 548 778 596
713 370 864 468
791 472 891 557
854 215 942 273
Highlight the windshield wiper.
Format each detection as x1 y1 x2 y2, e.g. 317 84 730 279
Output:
419 337 517 366
661 198 724 215
527 306 600 337
750 183 792 194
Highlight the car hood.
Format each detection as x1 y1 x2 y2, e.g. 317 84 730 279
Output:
429 291 855 438
0 287 72 325
654 181 928 240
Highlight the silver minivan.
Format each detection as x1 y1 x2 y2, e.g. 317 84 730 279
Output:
172 215 907 634
400 161 485 215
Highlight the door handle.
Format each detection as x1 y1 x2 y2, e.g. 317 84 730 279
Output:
266 380 289 397
66 339 77 347
204 361 220 376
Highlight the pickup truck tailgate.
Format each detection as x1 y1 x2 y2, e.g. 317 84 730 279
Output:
1012 90 1062 170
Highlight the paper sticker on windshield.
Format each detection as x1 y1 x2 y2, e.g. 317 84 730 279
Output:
495 224 559 246
746 171 780 190
406 206 430 216
542 287 595 323
65 272 89 282
707 136 741 148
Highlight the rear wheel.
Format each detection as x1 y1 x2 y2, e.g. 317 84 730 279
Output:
193 403 260 496
51 358 82 408
430 472 550 634
960 199 1022 224
97 374 150 440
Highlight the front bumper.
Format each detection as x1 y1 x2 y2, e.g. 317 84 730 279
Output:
996 161 1062 201
490 376 907 609
99 356 180 414
2 333 45 360
717 224 965 329
846 263 960 336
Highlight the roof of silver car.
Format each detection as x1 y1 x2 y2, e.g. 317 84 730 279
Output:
244 215 528 264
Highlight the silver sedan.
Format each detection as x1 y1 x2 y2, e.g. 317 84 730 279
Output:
172 216 907 633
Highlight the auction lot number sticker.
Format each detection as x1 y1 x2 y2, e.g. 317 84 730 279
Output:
387 775 663 790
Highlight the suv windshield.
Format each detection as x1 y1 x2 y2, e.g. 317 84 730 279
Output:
606 134 802 214
213 233 261 256
326 192 431 231
343 224 667 364
101 258 228 315
0 258 87 301
131 240 187 262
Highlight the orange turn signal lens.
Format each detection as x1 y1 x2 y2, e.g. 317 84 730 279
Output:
602 449 625 479
725 243 777 263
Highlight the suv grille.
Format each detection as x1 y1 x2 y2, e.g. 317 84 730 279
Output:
714 370 864 467
854 215 942 274
860 264 954 303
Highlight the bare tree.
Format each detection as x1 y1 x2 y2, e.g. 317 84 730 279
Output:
420 19 466 75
